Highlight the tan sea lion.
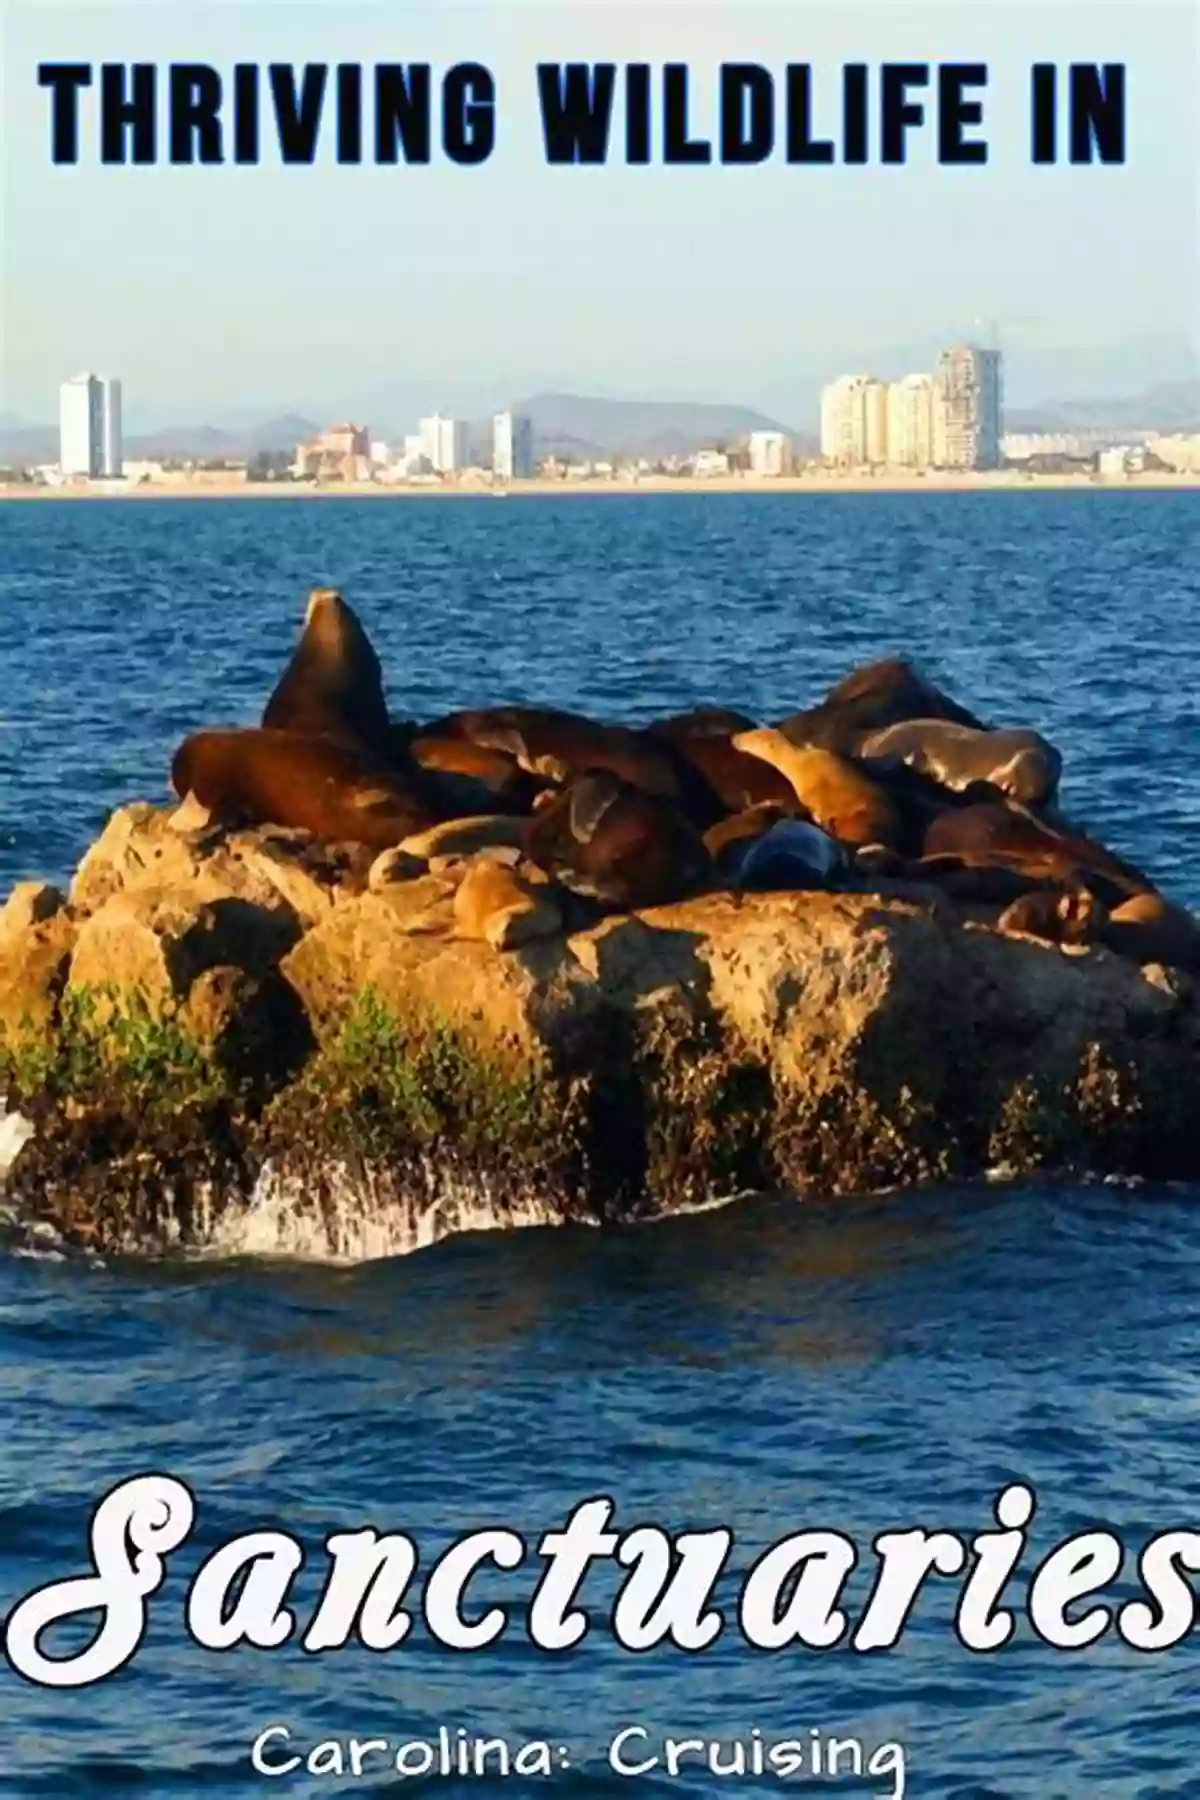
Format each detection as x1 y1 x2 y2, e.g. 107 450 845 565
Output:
858 720 1063 808
996 887 1105 949
921 801 1157 907
777 658 986 755
453 858 562 950
263 588 391 753
399 815 529 861
1100 892 1200 972
170 728 440 850
732 729 902 850
703 802 792 865
524 770 713 909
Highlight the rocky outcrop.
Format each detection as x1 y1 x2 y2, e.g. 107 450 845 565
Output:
2 802 1198 1262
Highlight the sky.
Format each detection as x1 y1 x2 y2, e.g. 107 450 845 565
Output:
2 0 1197 429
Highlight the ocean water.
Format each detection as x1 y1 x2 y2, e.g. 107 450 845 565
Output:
0 491 1198 1798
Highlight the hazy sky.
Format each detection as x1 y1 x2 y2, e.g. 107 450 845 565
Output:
3 0 1197 427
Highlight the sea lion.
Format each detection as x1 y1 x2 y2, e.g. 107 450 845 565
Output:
731 819 847 892
858 720 1063 808
425 706 688 801
408 733 541 807
996 886 1105 949
647 718 799 815
703 801 791 867
920 801 1157 907
732 729 903 851
399 815 529 861
263 588 391 754
1100 892 1200 972
644 706 759 743
778 658 987 755
171 728 439 849
524 770 713 909
453 858 563 951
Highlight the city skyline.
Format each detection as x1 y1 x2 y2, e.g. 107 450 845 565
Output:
41 344 1198 484
3 2 1196 426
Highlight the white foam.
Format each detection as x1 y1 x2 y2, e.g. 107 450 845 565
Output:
0 1110 34 1184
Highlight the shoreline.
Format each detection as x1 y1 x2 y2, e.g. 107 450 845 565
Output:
2 471 1197 502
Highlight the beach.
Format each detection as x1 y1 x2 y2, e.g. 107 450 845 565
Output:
2 469 1196 500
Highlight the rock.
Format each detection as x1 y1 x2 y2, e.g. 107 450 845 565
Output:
6 802 1200 1261
0 883 66 938
0 912 77 1042
70 804 365 926
68 887 302 1022
176 965 313 1080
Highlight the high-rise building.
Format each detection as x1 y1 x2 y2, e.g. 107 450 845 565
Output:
419 414 469 474
747 430 792 477
821 375 866 464
59 373 123 477
931 346 1002 470
887 375 935 468
493 411 535 480
862 380 889 464
820 374 888 465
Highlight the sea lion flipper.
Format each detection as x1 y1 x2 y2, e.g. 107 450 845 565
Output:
569 775 621 844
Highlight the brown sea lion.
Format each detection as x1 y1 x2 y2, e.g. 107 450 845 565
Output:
644 706 759 741
170 728 439 850
920 801 1157 907
263 589 391 753
649 723 800 814
858 720 1063 808
424 706 687 801
996 886 1105 949
453 859 563 950
407 734 544 810
524 770 713 909
732 729 903 851
1100 892 1200 972
777 658 987 755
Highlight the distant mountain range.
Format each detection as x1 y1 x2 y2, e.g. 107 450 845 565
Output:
0 413 321 469
2 381 1195 470
1004 379 1200 434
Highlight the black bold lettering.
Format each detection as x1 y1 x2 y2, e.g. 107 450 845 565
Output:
881 63 929 165
168 64 222 164
786 65 834 164
443 63 494 165
1031 64 1057 163
233 64 260 164
663 64 710 164
537 63 616 163
1069 63 1125 163
270 63 328 164
843 64 869 163
100 63 156 165
375 65 431 164
938 63 988 164
720 64 774 164
38 63 92 165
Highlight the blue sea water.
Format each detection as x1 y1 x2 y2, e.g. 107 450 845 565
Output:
0 491 1198 1799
